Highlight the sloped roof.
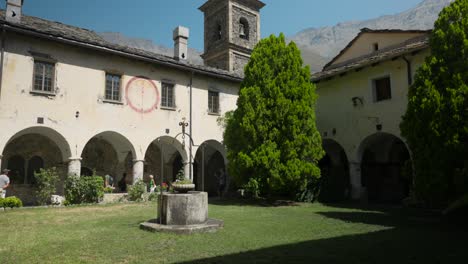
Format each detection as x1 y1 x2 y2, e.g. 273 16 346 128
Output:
322 28 431 71
311 34 430 83
0 10 243 82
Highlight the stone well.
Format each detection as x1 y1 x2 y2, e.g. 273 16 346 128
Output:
140 191 223 234
159 191 207 225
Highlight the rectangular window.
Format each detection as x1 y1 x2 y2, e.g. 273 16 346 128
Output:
33 60 55 93
161 82 175 108
374 76 392 102
208 91 220 114
105 73 121 101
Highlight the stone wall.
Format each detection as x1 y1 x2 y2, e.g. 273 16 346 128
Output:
232 53 250 74
231 5 258 50
206 52 230 70
204 5 229 53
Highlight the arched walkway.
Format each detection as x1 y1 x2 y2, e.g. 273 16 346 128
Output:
81 131 136 190
358 133 412 203
0 126 71 204
143 136 187 186
193 140 227 197
319 139 350 202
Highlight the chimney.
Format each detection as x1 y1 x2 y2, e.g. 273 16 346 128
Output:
173 26 189 61
5 0 23 23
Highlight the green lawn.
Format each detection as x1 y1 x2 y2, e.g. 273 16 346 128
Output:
0 200 466 264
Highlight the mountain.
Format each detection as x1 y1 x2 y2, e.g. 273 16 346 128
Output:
98 32 204 65
290 0 454 72
99 0 452 72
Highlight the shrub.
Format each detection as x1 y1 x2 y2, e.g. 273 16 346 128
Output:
243 178 260 198
104 186 115 194
34 167 60 205
65 175 104 204
297 177 321 203
148 192 158 202
0 197 3 208
128 180 147 201
1 196 23 208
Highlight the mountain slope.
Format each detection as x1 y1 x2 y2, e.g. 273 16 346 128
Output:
290 0 453 72
99 32 204 65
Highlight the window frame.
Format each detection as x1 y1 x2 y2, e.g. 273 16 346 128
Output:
208 90 220 115
161 81 176 110
372 76 392 102
32 59 56 95
104 72 122 103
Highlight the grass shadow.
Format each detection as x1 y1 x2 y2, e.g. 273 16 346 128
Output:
209 197 299 207
177 210 468 264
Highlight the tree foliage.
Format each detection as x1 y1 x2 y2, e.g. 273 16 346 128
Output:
224 34 324 197
401 0 468 205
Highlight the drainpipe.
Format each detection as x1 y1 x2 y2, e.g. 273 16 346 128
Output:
189 71 194 181
0 26 6 100
402 56 412 86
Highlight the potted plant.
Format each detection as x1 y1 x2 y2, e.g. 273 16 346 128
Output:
171 168 195 193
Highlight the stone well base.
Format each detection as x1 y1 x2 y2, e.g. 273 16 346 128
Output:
140 191 224 234
140 218 224 234
158 191 208 225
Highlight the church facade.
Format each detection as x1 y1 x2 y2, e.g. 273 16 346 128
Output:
0 0 265 204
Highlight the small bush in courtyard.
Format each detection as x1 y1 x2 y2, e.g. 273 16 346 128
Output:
148 192 158 202
34 167 60 205
1 196 23 208
104 186 114 194
128 180 147 201
65 174 104 204
243 178 260 198
297 177 321 203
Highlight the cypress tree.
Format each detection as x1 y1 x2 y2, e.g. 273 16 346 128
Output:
224 34 324 197
401 0 468 205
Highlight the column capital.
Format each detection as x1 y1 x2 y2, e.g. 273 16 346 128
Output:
68 157 82 161
133 159 145 163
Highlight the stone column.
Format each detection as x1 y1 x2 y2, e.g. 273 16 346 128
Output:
0 155 3 170
184 161 191 181
133 159 144 184
68 157 82 177
349 161 363 200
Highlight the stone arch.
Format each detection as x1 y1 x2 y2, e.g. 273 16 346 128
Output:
1 126 72 161
80 131 136 183
0 126 71 204
143 136 188 185
193 140 227 197
358 132 412 203
319 139 350 202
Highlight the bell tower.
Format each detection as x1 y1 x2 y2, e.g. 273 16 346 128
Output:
199 0 265 73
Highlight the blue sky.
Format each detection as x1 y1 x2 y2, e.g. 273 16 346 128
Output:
7 0 422 51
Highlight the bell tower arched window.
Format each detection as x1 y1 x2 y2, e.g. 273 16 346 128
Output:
239 18 249 40
216 23 222 40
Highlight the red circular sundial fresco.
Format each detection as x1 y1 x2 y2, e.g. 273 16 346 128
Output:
125 76 160 114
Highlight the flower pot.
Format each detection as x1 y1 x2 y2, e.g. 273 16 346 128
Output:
172 183 195 193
